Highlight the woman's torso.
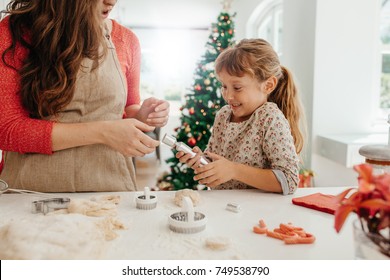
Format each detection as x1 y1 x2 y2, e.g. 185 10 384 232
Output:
0 19 138 192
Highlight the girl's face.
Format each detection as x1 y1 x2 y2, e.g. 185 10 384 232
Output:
218 70 273 123
99 0 117 20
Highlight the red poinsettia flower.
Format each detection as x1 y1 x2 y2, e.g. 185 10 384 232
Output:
334 164 390 233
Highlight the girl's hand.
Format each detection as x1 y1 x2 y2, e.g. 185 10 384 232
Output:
136 97 170 128
176 146 204 168
102 118 159 157
193 152 236 188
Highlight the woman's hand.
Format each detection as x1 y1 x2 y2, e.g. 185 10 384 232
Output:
51 118 159 157
102 118 159 157
134 97 170 128
193 152 237 188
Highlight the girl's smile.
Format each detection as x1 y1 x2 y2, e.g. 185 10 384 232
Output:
218 70 269 122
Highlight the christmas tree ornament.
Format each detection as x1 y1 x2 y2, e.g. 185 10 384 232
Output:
158 181 172 191
188 137 197 147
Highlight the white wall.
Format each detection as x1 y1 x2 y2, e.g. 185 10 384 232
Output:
114 0 259 40
113 0 222 29
282 0 316 168
230 0 266 40
0 0 7 10
282 0 382 186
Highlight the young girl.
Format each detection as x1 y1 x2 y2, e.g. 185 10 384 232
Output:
177 39 304 195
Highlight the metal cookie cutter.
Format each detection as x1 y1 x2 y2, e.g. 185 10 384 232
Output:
136 187 157 210
0 179 8 195
32 197 71 215
168 196 207 234
226 202 241 213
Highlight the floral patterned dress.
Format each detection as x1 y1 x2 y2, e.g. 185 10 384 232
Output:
205 102 299 195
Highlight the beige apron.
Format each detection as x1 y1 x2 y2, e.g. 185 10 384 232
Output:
0 20 138 192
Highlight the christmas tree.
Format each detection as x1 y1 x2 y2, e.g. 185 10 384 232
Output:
161 2 236 190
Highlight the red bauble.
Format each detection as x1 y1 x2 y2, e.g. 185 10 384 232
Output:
189 107 195 115
194 84 202 91
188 137 196 147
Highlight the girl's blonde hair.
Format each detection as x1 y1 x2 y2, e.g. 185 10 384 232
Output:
2 0 105 118
215 38 305 154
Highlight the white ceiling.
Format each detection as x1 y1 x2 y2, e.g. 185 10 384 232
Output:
111 0 226 29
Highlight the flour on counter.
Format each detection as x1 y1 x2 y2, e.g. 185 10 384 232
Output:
0 214 108 259
0 194 127 259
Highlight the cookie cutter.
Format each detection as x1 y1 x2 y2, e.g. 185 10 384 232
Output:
168 196 207 234
0 179 8 195
226 202 241 213
0 179 69 214
32 197 71 215
136 187 157 210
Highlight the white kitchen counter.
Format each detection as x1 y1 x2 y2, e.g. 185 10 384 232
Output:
0 187 356 260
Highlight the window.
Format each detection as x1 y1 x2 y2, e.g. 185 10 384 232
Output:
108 5 210 116
247 0 283 54
131 27 209 115
380 0 390 118
257 4 283 54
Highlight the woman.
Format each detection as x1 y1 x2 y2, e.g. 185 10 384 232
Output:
0 0 169 192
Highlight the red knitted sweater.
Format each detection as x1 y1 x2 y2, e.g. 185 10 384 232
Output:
0 18 141 172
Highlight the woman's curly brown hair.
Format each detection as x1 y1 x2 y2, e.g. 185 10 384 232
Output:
1 0 106 118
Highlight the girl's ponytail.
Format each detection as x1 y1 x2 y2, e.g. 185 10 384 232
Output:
269 66 304 154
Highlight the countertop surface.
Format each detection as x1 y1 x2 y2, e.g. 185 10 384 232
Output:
0 187 356 260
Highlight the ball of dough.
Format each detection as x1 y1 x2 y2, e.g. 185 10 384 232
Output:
205 236 232 250
174 189 201 207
